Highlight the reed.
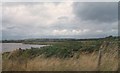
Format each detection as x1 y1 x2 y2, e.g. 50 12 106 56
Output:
2 51 118 71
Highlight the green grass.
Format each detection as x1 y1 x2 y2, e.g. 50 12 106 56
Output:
3 40 111 59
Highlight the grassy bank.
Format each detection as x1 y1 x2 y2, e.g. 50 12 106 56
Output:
2 52 118 71
2 37 118 71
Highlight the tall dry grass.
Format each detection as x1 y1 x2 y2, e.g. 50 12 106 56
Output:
2 51 118 71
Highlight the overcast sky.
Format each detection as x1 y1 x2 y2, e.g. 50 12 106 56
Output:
2 2 118 40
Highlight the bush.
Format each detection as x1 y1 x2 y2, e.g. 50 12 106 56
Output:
2 40 104 59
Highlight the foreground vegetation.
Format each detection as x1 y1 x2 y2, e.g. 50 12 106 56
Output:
2 36 119 71
3 53 118 71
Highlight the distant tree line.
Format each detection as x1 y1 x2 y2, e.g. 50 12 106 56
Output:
2 40 24 43
2 35 119 43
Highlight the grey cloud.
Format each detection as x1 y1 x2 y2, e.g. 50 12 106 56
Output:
73 2 118 23
57 16 69 20
3 2 61 7
2 2 118 40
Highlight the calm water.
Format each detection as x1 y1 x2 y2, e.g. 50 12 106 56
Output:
0 43 46 53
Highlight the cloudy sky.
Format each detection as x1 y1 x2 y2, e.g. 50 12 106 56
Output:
2 2 118 40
